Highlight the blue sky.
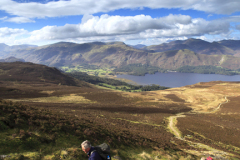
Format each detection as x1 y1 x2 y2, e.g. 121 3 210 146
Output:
0 0 240 46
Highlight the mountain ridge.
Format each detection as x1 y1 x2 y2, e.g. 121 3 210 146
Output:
3 39 240 70
144 38 236 56
0 43 38 58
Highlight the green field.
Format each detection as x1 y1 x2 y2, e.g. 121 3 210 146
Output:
60 65 115 77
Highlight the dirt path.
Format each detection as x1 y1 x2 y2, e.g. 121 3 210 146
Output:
167 97 232 158
168 113 185 139
210 96 228 113
168 97 228 138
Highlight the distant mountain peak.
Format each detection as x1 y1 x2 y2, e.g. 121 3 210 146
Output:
90 42 106 45
129 44 146 49
144 38 235 56
183 38 210 44
106 41 126 45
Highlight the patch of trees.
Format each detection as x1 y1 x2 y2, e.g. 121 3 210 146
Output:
140 84 168 91
67 72 169 91
176 65 239 75
67 72 128 86
76 63 100 70
60 63 100 71
113 64 168 76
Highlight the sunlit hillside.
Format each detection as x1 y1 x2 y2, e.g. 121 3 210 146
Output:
0 62 240 159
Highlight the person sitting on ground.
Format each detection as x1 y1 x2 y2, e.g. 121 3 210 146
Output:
81 140 102 160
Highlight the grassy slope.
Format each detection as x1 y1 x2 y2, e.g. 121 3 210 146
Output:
1 62 240 159
0 62 195 159
0 96 193 160
2 80 240 159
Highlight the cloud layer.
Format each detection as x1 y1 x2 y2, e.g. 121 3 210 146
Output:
0 0 240 45
28 14 233 41
0 27 27 37
1 13 239 45
29 14 192 40
1 0 240 21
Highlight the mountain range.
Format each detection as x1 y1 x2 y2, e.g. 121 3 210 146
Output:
0 43 37 58
1 38 240 70
143 38 240 56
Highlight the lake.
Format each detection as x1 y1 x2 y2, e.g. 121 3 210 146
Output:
116 72 240 88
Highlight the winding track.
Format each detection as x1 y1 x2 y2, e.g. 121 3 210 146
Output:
168 97 231 157
210 96 228 113
168 113 185 139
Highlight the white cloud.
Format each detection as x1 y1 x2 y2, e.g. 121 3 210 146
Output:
138 37 188 46
23 14 239 46
0 0 240 22
191 0 240 15
5 17 35 23
1 14 239 46
29 14 192 41
0 27 27 37
0 16 8 20
0 27 29 45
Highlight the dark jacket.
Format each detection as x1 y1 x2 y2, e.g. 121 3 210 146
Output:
87 147 102 160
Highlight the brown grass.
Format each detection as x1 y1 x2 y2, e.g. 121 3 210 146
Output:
1 64 240 159
177 96 240 157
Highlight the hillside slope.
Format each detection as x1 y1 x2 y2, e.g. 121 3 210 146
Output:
148 49 240 70
0 56 25 62
0 62 81 86
0 61 240 159
6 42 149 67
0 43 37 58
218 40 240 57
144 38 236 55
4 40 240 70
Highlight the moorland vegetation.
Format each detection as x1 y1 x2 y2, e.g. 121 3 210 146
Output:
1 62 240 160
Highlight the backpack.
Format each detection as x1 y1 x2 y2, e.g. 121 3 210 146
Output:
91 143 111 160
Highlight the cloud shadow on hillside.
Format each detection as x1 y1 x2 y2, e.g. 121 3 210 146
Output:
86 106 191 114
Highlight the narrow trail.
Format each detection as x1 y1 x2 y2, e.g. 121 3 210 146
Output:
168 113 185 139
209 96 228 113
167 97 232 158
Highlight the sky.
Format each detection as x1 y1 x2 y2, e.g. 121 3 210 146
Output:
0 0 240 46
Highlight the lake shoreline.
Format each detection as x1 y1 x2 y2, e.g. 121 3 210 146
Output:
116 72 240 88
